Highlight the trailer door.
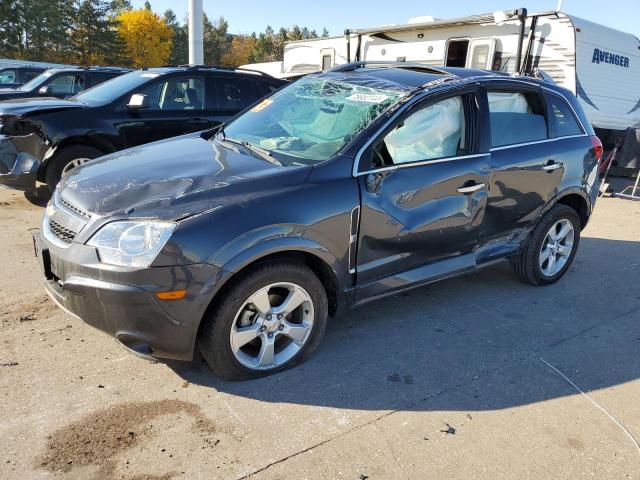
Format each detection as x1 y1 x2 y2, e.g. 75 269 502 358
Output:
466 38 496 70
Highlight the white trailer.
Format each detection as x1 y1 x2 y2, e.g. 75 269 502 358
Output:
281 9 640 141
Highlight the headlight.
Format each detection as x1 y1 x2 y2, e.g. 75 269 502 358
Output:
87 221 176 267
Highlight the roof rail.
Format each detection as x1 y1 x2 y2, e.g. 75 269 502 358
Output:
331 61 454 76
169 64 274 77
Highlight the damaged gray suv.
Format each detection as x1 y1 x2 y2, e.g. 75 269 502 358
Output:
34 62 601 379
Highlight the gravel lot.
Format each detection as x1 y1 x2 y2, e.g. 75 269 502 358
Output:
1 186 639 480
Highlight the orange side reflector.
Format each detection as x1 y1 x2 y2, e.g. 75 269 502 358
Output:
156 289 187 301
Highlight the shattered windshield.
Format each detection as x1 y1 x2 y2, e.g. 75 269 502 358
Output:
221 75 407 164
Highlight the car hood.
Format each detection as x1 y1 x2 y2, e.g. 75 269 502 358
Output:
0 97 84 117
58 133 313 221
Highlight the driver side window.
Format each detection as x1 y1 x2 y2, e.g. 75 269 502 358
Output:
375 95 467 167
137 75 205 111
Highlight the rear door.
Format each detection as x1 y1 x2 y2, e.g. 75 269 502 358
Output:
354 87 490 295
212 75 269 124
45 72 87 98
481 82 565 243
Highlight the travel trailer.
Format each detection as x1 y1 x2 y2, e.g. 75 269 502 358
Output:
279 9 640 148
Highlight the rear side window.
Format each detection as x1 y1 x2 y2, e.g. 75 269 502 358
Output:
545 93 583 137
22 70 41 82
488 91 547 148
215 77 263 112
48 74 86 95
377 95 467 165
89 73 118 87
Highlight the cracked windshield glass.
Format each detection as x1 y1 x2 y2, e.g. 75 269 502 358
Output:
221 75 407 164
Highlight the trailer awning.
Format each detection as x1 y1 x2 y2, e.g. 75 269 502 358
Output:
348 13 501 35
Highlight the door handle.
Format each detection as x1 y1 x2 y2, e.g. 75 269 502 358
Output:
457 183 485 194
543 162 562 171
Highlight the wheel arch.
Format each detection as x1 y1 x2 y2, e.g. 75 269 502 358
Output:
37 136 116 181
193 243 349 356
547 188 591 229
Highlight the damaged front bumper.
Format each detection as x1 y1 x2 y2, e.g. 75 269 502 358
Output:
0 134 43 191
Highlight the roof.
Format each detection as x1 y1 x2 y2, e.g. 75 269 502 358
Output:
320 62 499 91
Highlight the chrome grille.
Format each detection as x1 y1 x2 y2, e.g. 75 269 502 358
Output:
59 195 91 219
48 218 77 243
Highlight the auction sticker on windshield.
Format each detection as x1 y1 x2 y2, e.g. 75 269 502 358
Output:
346 93 390 103
251 98 273 112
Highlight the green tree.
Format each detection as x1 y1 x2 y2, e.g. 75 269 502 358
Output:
0 0 22 58
203 14 230 65
70 0 121 65
163 9 187 64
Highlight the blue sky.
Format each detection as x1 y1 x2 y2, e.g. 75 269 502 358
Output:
132 1 639 37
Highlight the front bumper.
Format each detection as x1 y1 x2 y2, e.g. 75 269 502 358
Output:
0 134 42 191
33 229 224 361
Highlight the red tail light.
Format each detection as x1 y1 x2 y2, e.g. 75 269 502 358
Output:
590 135 603 163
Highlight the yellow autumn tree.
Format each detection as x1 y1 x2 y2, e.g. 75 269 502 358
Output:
222 36 257 66
117 8 172 68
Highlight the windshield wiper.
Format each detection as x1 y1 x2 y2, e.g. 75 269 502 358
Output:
221 135 283 166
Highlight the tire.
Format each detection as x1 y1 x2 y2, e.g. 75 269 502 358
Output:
511 204 581 286
44 145 104 193
198 260 328 380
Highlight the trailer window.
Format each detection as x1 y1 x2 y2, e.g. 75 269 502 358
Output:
546 93 583 137
322 55 332 71
488 91 548 148
470 44 490 69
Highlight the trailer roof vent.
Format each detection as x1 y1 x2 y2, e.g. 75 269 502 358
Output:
408 16 438 24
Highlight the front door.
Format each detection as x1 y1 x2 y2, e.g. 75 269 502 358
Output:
118 74 215 147
354 90 490 298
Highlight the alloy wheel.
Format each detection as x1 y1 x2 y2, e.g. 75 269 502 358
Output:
61 157 91 176
539 219 575 277
229 282 314 370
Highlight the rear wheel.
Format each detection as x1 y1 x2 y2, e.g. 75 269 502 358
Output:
511 204 581 285
198 260 328 380
44 145 103 192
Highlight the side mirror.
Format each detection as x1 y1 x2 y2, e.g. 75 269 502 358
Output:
127 93 149 110
38 85 52 95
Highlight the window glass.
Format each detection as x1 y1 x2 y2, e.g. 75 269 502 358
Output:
89 73 117 87
23 70 41 82
470 44 490 69
547 94 583 137
0 69 17 84
139 76 205 111
488 91 547 147
217 77 262 111
380 96 465 165
322 55 332 70
48 74 85 95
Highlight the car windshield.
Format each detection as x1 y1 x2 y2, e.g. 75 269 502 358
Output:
72 70 161 106
18 71 54 91
221 75 407 163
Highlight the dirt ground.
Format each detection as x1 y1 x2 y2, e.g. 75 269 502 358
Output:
0 185 639 480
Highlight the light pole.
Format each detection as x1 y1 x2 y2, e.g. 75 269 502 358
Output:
188 0 204 65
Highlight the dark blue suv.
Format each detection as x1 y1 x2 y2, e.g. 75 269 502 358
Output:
35 62 602 379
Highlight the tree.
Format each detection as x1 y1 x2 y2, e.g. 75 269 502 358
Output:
70 0 120 65
221 35 256 66
163 9 187 65
0 0 22 58
203 14 230 64
117 8 172 67
111 0 131 14
321 28 330 38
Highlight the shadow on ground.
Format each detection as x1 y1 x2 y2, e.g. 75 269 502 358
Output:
169 236 640 412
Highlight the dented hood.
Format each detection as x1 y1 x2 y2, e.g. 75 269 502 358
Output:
58 133 312 221
0 97 85 117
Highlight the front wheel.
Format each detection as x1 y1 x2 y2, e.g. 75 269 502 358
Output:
44 145 103 192
198 260 328 380
511 204 581 285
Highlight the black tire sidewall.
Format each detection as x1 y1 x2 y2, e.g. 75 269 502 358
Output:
530 205 581 285
199 262 328 380
45 145 103 192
